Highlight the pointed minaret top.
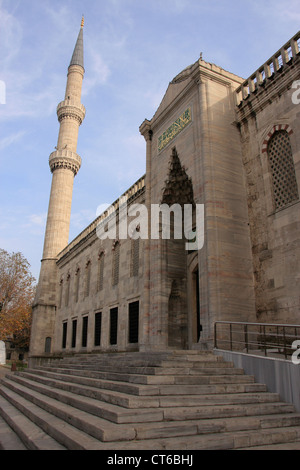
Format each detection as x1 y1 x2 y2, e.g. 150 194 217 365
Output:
69 18 84 70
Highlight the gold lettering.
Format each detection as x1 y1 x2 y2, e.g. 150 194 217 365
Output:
158 108 191 152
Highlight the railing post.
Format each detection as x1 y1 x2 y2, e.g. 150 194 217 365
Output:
283 326 287 359
244 324 248 353
263 325 267 356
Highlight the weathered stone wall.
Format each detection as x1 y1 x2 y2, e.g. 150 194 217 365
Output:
54 188 146 354
141 59 256 350
237 47 300 324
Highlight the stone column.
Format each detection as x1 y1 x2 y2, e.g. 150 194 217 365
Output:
139 120 152 351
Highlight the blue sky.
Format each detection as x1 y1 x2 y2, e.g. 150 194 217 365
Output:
0 0 299 281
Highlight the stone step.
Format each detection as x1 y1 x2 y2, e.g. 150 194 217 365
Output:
35 365 249 386
164 402 296 421
4 372 293 427
1 376 300 448
54 426 300 450
154 382 268 395
143 426 300 451
5 374 161 411
3 373 266 422
15 368 282 408
12 369 266 408
52 351 229 365
2 350 300 450
40 365 244 386
0 393 65 450
158 391 281 407
48 356 234 374
240 441 300 450
0 385 112 450
6 374 163 424
0 380 136 442
133 413 300 440
29 367 154 395
48 362 239 376
0 414 27 450
56 350 217 365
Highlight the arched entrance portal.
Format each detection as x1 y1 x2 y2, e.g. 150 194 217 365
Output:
161 147 196 349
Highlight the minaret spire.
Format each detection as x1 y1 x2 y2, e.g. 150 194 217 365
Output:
69 16 84 70
30 20 86 358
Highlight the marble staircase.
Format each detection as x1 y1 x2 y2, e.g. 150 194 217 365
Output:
1 350 300 450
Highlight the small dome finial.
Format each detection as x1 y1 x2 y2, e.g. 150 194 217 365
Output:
81 15 84 28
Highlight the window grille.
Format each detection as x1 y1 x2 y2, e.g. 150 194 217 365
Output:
110 307 118 345
268 130 299 210
128 301 139 344
131 238 140 277
81 316 88 347
94 312 102 347
45 337 51 353
62 322 67 349
72 319 77 348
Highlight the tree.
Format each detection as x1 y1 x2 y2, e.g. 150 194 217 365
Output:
0 249 36 350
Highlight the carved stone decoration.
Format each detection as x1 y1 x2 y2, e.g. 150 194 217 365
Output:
162 147 195 207
57 100 86 125
49 149 82 175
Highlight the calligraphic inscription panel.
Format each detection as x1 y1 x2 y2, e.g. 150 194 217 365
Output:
158 108 192 152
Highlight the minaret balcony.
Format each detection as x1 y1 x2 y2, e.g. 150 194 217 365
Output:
57 100 86 125
49 149 82 175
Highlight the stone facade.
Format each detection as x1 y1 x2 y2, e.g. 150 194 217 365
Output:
29 27 300 362
236 32 300 325
53 176 146 354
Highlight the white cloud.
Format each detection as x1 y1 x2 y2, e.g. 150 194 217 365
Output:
83 48 111 96
70 209 97 230
0 130 26 151
28 213 47 228
251 0 300 23
0 1 23 69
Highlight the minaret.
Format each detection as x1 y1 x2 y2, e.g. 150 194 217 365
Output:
30 18 86 359
44 16 85 259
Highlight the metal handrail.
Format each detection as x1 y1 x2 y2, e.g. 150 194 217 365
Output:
214 321 300 360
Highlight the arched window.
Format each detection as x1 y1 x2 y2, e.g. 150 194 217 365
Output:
45 337 51 353
59 279 63 308
84 261 91 297
65 274 70 307
97 252 105 292
130 238 140 277
112 241 120 286
75 268 80 303
267 130 299 210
